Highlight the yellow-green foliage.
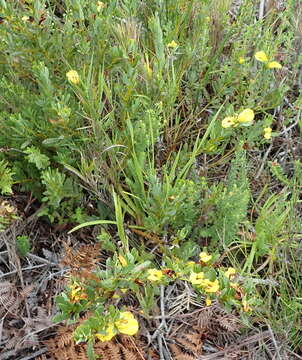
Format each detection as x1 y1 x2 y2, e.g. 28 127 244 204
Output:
0 0 301 355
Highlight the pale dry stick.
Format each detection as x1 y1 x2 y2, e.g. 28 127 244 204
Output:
151 321 166 340
199 330 271 359
281 120 297 162
185 281 191 311
166 317 176 337
157 333 164 360
0 252 9 271
267 324 282 360
165 282 177 336
27 253 58 266
167 293 187 317
255 143 273 180
169 322 185 338
283 96 299 111
219 243 249 266
252 255 271 274
0 349 18 360
149 307 205 321
20 322 60 349
0 318 3 346
288 350 302 360
279 117 300 136
0 264 46 279
157 263 168 359
1 227 31 319
257 330 278 360
236 275 278 286
18 348 48 360
169 284 199 316
128 336 145 360
165 282 177 300
43 268 69 282
259 0 266 19
160 284 168 331
268 254 274 311
161 335 173 360
16 257 31 319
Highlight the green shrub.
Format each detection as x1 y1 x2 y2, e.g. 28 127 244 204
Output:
16 235 31 258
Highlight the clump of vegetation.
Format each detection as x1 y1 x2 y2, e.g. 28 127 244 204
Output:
0 0 301 358
0 200 18 231
16 235 31 258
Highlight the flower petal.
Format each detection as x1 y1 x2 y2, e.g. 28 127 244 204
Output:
167 40 178 48
205 297 212 306
147 269 163 281
199 252 212 263
237 109 254 123
225 267 236 279
189 272 205 285
263 127 272 139
267 61 282 69
254 51 268 62
201 279 219 293
115 312 139 336
96 324 116 342
66 70 80 85
221 116 236 128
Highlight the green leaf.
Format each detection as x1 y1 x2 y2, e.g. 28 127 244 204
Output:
42 136 65 146
0 160 14 194
25 146 50 170
68 220 117 234
16 235 31 257
41 168 81 208
87 340 97 360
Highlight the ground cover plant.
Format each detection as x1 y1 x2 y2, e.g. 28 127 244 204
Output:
0 0 302 359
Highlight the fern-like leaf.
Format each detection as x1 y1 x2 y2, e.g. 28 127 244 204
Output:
24 146 50 170
0 159 14 194
41 168 80 207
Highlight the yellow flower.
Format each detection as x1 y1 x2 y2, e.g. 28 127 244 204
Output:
255 52 282 69
118 254 128 267
66 70 80 85
205 297 212 306
221 116 236 128
224 267 236 279
189 272 205 285
115 311 139 336
96 324 116 342
267 61 282 69
238 57 245 64
186 261 196 267
167 40 178 48
144 63 153 77
1 201 16 214
255 51 268 62
22 16 29 22
201 279 220 293
237 109 254 124
263 127 272 140
147 269 163 282
69 284 87 302
230 282 239 290
70 286 80 300
242 298 251 312
97 1 106 11
199 252 212 263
